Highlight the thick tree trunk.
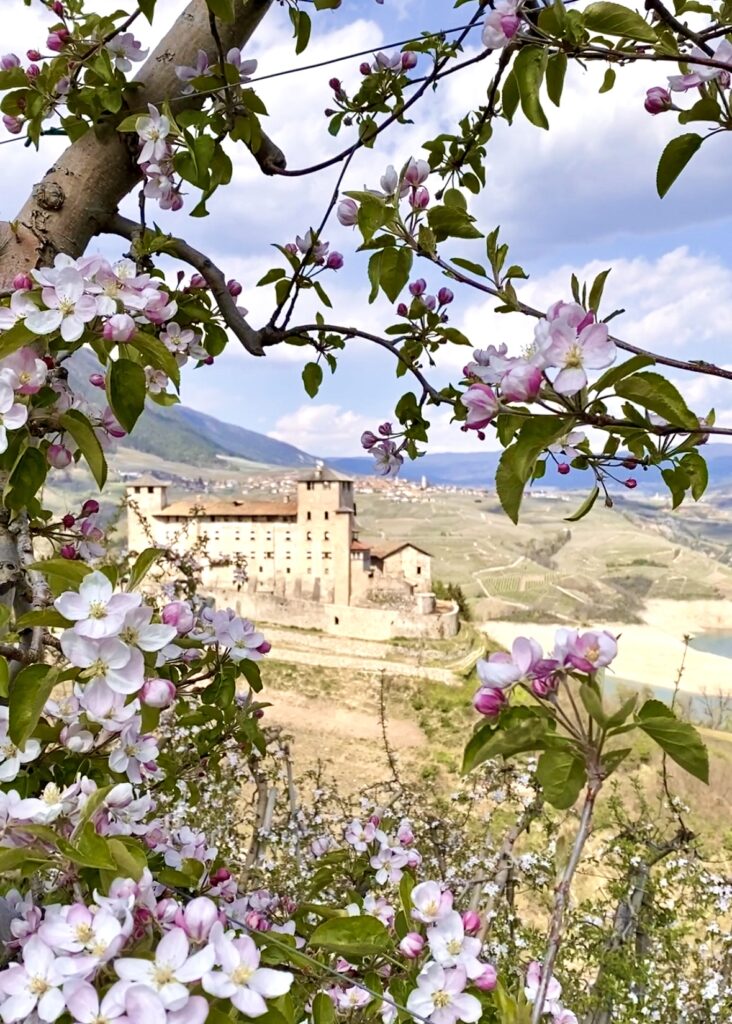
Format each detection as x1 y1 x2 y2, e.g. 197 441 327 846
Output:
0 0 275 287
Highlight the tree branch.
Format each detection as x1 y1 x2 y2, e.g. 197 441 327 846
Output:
105 213 265 356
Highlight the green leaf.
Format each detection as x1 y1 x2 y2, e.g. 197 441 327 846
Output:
451 257 487 277
302 362 323 399
636 699 709 783
513 46 549 130
680 451 708 500
583 1 658 41
656 133 703 198
60 410 107 489
294 10 312 54
495 417 573 522
0 321 34 360
615 371 698 430
312 993 336 1024
501 69 520 123
599 67 616 93
5 447 47 511
536 748 587 809
15 609 70 630
0 657 8 699
133 331 181 389
591 354 655 393
0 846 50 873
310 915 391 958
28 558 91 586
579 683 607 726
564 486 599 522
128 548 165 590
606 694 637 729
546 51 567 106
108 358 147 433
108 837 147 880
427 205 482 241
462 714 550 773
8 663 59 747
60 825 117 870
206 0 235 22
588 268 611 313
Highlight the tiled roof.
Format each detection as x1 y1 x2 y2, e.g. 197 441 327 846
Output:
297 463 353 483
350 540 371 552
156 499 297 519
125 475 171 487
369 541 432 559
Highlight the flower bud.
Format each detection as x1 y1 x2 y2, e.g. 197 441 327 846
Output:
89 373 106 389
462 910 481 935
361 430 378 450
410 186 430 209
141 677 177 709
162 600 195 634
60 543 78 560
378 422 392 436
52 1 65 14
46 31 68 52
473 687 506 717
409 278 427 297
326 251 344 270
189 274 206 289
336 197 359 227
422 294 436 311
26 50 42 62
181 897 219 942
1 54 20 70
401 51 418 70
396 303 408 317
329 77 341 91
2 115 22 135
437 287 454 306
359 62 371 75
26 64 40 79
473 964 497 991
404 158 430 186
625 478 637 489
210 867 231 884
12 273 32 290
399 932 425 959
557 463 570 475
80 499 100 517
62 513 75 528
244 911 269 931
102 313 136 343
284 242 298 256
47 443 72 469
644 86 672 115
227 278 242 297
256 640 272 655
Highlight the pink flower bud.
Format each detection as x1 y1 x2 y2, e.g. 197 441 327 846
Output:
337 197 359 227
399 932 425 959
226 278 243 297
473 964 497 991
26 64 40 79
437 287 454 306
256 640 272 655
52 1 65 14
26 50 42 62
361 430 378 450
625 478 637 489
60 543 78 560
80 499 99 517
473 687 506 717
12 273 32 290
244 911 268 931
326 251 344 270
162 601 195 634
46 31 67 52
3 115 22 135
422 294 436 311
396 303 408 317
210 867 231 884
89 373 106 389
102 313 136 343
1 54 20 70
557 463 570 476
401 51 418 70
410 186 430 209
284 242 298 256
359 62 371 75
141 677 176 709
189 274 206 289
404 158 430 186
47 443 72 469
644 86 672 115
102 408 126 438
329 77 341 91
378 421 392 436
462 911 481 935
409 278 427 297
181 897 218 941
62 513 75 528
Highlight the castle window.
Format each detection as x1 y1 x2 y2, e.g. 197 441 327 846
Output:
307 568 312 575
307 552 312 561
324 531 329 541
306 482 314 491
134 487 140 494
286 551 291 560
334 616 339 625
259 566 263 573
417 566 422 575
148 487 154 494
286 567 291 574
324 511 329 521
323 551 332 560
306 512 312 521
306 531 312 541
250 532 256 542
285 532 291 542
265 551 273 559
324 568 330 575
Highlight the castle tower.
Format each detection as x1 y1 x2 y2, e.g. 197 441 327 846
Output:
125 477 169 554
295 463 354 605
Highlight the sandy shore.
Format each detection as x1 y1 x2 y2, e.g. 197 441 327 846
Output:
481 599 732 697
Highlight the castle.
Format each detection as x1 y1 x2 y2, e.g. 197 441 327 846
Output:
126 465 459 641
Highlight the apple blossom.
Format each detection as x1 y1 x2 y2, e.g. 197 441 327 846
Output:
0 935 85 1022
47 444 72 469
0 383 28 453
427 912 483 979
525 961 562 1011
105 32 148 72
337 198 359 226
0 708 41 782
55 572 141 639
538 317 616 396
477 637 543 690
404 158 429 186
482 0 521 49
136 106 172 164
400 933 425 959
406 964 481 1024
472 686 506 718
25 268 98 343
141 677 177 709
62 981 127 1024
103 314 137 343
644 86 673 114
203 926 293 1015
411 882 453 924
552 629 618 673
108 721 160 784
472 965 497 991
60 634 145 695
461 383 499 430
0 348 48 394
115 927 214 1009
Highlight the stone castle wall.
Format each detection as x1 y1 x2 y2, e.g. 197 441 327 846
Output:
218 590 460 642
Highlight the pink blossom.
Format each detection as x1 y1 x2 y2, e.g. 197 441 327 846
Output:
399 932 425 959
140 677 176 709
105 31 148 72
2 116 22 135
473 687 506 718
337 198 359 226
176 897 219 942
406 963 481 1024
47 444 72 469
482 0 521 49
136 105 171 164
0 290 42 331
0 347 48 393
644 86 672 114
202 925 293 1015
103 313 136 342
26 268 98 343
55 571 141 639
404 158 430 186
0 383 28 453
115 927 214 1008
461 911 481 935
552 629 618 673
461 383 499 430
11 273 32 291
162 601 195 634
410 881 453 924
500 360 542 402
668 39 732 91
525 961 562 1011
473 964 497 991
539 319 616 396
0 54 20 70
60 633 145 695
372 440 403 476
477 637 543 689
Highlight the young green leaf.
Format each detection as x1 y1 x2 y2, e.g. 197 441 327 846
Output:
303 362 323 399
60 410 108 489
583 1 658 41
636 699 709 783
536 748 587 809
9 664 59 747
309 916 390 958
108 358 147 433
656 133 703 198
512 46 549 130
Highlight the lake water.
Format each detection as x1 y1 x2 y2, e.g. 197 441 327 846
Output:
688 632 732 659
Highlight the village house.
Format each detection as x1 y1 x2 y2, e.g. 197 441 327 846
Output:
126 463 434 608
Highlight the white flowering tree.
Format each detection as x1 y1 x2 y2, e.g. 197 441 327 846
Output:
0 1 729 1023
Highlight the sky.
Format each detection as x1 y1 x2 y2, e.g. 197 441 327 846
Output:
3 0 732 457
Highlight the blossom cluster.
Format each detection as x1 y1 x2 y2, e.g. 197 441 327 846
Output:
644 36 732 113
474 628 619 717
461 300 616 436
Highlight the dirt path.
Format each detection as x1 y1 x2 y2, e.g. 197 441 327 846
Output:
268 646 457 684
